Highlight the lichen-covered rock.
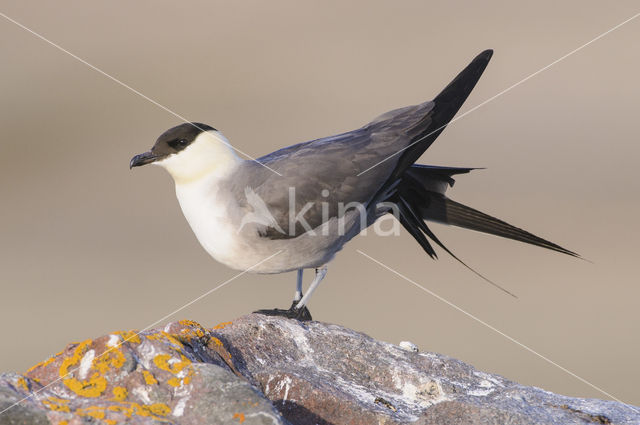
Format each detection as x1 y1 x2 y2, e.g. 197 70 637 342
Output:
0 320 286 425
0 315 638 425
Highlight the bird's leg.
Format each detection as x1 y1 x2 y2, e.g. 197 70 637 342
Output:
293 269 303 301
294 266 327 310
253 268 314 321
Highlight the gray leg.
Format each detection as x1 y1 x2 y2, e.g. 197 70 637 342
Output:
295 266 328 310
294 269 303 301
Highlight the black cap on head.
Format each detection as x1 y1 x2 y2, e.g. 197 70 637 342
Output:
130 122 217 168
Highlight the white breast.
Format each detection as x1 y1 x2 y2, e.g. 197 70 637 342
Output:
175 177 247 270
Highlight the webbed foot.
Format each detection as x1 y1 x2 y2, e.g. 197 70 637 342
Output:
253 299 312 322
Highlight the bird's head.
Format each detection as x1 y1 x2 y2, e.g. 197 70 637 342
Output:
130 122 239 184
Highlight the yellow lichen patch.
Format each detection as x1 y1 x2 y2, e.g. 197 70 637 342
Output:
63 372 107 398
142 370 158 385
108 402 170 418
107 404 133 418
164 332 186 348
104 420 117 425
88 410 105 419
115 330 141 344
209 337 224 348
233 412 246 423
179 319 203 330
76 406 106 420
153 353 191 375
208 337 233 361
42 397 70 413
146 331 185 351
59 340 107 398
213 321 232 330
58 421 68 425
15 376 29 392
166 366 194 388
177 320 208 341
92 346 126 375
142 402 171 417
112 386 128 401
59 340 92 376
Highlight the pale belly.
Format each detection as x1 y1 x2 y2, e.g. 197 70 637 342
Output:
175 183 355 273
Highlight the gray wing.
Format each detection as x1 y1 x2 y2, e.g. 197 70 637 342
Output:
225 101 434 239
227 50 494 239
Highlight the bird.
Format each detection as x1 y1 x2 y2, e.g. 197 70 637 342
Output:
130 49 577 321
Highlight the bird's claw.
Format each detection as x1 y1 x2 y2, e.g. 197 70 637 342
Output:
253 299 312 322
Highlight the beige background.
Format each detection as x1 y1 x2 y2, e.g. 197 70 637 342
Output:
1 0 639 406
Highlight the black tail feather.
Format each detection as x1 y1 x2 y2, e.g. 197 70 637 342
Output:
392 168 578 296
397 195 518 298
397 201 437 259
421 195 579 258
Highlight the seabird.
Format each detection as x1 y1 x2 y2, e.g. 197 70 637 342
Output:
130 50 577 320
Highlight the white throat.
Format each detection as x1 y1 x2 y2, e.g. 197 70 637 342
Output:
155 130 241 184
155 129 246 268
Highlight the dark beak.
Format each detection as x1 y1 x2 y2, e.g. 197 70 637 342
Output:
130 151 159 169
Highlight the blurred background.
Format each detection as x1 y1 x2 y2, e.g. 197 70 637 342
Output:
1 0 638 406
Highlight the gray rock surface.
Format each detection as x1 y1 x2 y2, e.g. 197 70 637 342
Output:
0 315 637 424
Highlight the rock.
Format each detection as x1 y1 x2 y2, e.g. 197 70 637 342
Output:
0 315 638 425
210 316 638 425
0 320 286 425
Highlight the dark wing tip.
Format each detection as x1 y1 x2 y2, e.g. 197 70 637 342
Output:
479 49 494 60
433 49 494 107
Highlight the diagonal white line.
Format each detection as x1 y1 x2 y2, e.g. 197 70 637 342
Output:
0 11 283 177
357 249 639 413
357 10 640 177
0 250 283 416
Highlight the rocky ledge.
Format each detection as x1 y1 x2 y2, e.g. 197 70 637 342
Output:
0 315 637 425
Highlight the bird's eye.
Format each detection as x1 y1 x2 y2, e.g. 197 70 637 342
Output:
168 139 189 149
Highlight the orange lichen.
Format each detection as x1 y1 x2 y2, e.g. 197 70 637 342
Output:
106 402 171 420
177 320 208 341
63 373 107 398
42 397 71 413
209 337 224 348
146 331 185 352
115 330 141 344
107 404 132 418
233 412 246 423
58 421 68 425
153 353 191 375
166 368 194 388
142 370 158 385
208 337 233 361
15 376 29 392
179 319 204 331
92 346 126 375
143 402 171 416
76 406 106 420
112 386 128 401
213 321 232 330
59 340 107 398
46 399 172 423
